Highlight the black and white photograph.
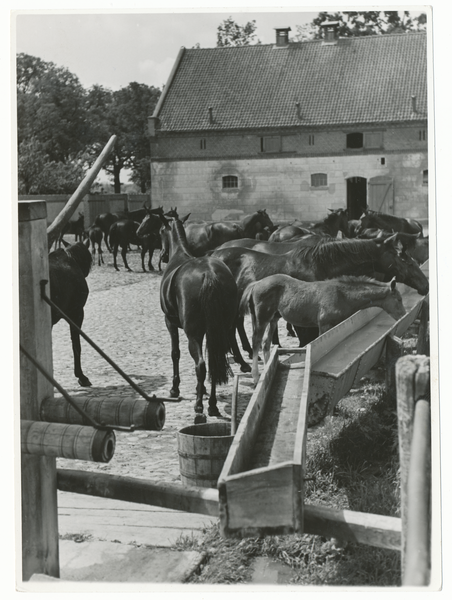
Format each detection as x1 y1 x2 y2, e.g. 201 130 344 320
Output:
10 2 444 593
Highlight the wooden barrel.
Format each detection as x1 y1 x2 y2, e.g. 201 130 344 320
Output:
177 422 234 488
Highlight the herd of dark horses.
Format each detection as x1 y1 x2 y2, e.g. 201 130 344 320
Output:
49 205 429 418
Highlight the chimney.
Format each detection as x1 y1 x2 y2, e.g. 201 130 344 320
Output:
295 102 301 119
320 21 340 44
274 27 291 47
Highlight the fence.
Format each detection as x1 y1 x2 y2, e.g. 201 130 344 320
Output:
18 194 151 229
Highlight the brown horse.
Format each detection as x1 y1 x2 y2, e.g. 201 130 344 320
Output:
184 209 274 256
240 275 406 384
268 208 349 242
356 208 424 236
159 214 238 416
212 235 429 369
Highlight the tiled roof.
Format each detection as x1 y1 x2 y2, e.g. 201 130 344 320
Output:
155 33 427 132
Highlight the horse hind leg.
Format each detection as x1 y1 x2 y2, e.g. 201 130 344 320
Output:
187 335 207 414
121 245 132 271
69 320 91 387
165 317 181 398
99 245 104 265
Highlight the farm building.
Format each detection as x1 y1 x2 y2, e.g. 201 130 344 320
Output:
148 24 428 223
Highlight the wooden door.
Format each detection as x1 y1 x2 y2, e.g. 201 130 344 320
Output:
368 176 394 214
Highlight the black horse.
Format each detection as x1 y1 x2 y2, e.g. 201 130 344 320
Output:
159 214 238 416
57 212 85 247
109 206 165 272
49 240 92 387
86 225 104 266
135 205 167 271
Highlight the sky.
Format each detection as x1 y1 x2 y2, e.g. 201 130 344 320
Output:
14 10 318 91
13 6 426 92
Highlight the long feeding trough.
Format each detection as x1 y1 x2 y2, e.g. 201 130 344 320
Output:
308 261 429 422
218 346 311 537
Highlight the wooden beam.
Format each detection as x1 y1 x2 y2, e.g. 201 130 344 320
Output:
57 469 219 518
46 135 116 248
302 504 401 551
57 469 401 550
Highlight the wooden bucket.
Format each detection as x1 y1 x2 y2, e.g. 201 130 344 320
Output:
177 422 234 488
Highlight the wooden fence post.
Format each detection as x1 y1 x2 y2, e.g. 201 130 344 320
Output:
385 335 405 401
19 201 59 580
395 355 431 585
416 297 430 356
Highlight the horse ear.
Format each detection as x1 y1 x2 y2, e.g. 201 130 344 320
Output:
328 208 334 212
181 213 190 224
390 276 397 291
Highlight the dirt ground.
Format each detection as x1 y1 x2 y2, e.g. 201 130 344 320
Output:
52 245 300 483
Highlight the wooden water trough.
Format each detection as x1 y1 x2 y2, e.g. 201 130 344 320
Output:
308 262 429 423
218 346 311 537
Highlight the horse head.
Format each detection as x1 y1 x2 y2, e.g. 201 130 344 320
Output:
377 234 429 295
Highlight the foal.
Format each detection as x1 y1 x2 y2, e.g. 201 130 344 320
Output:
240 275 406 384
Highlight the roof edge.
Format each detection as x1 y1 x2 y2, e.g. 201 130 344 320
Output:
152 46 186 119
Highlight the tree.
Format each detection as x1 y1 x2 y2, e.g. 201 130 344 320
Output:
292 11 427 41
17 53 90 164
86 82 161 193
217 17 261 47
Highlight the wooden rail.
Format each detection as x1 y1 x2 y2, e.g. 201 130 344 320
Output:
396 355 431 586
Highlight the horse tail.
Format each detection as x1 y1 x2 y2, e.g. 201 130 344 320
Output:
108 222 117 249
239 282 256 317
200 272 234 386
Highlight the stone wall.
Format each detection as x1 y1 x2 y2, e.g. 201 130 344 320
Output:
151 150 428 222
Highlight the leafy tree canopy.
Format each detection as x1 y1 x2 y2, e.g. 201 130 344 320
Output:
217 17 261 47
293 11 426 41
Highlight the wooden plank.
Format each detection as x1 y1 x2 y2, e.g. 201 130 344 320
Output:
310 307 381 366
292 344 311 531
224 463 295 531
303 504 401 551
218 345 279 481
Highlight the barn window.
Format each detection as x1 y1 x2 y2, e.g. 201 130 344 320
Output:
222 175 238 189
419 129 426 141
309 134 315 146
422 169 428 185
346 132 363 149
260 136 281 152
311 173 328 188
200 139 206 149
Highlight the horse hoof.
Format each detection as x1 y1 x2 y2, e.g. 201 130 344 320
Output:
240 363 252 373
194 405 204 414
78 377 92 387
169 389 179 398
194 413 207 424
208 406 221 417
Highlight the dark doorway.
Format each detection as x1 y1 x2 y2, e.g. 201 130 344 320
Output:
347 177 367 219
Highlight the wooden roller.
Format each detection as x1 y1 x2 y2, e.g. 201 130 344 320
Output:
21 420 116 463
40 396 166 431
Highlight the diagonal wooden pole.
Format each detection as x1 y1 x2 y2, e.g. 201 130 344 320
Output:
46 135 117 249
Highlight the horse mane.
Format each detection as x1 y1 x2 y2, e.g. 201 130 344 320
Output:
290 238 377 269
65 242 92 278
173 219 194 256
334 275 388 287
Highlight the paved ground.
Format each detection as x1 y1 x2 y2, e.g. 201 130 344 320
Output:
47 245 300 586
